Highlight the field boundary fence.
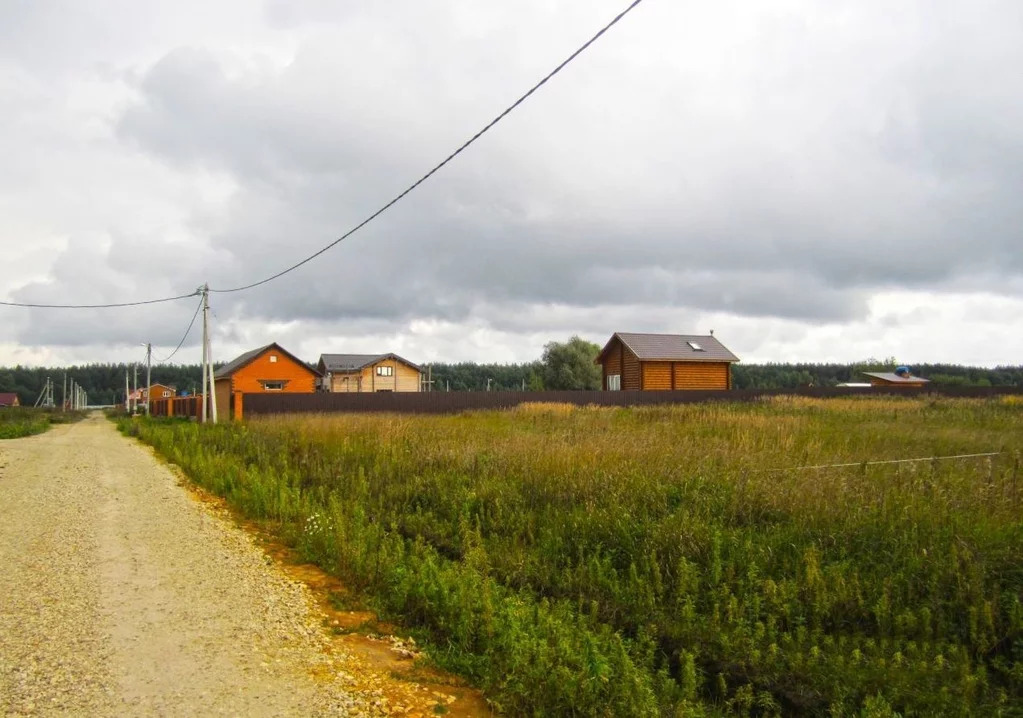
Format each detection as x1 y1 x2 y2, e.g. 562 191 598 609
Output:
763 451 1007 473
241 385 1023 417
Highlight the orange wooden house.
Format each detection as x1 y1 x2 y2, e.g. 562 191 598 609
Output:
213 343 320 419
595 332 740 391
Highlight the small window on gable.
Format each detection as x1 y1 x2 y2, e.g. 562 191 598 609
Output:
162 390 171 398
376 366 394 377
263 380 285 391
687 341 704 351
269 355 278 363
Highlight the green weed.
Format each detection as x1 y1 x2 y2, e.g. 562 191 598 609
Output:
0 407 85 439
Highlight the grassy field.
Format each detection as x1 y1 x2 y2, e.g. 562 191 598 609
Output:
0 407 85 439
120 396 1023 716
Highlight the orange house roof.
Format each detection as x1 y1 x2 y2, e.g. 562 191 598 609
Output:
215 343 321 380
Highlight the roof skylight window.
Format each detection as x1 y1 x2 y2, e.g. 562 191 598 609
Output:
687 341 704 351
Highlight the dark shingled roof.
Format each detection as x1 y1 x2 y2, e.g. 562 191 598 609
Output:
214 343 321 380
597 333 740 363
319 353 422 373
862 371 930 384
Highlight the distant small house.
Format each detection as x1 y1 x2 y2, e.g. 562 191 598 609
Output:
214 343 321 419
140 383 176 402
317 353 422 393
0 392 20 407
862 367 929 388
595 332 740 391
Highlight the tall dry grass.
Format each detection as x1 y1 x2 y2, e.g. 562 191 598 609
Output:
121 396 1023 716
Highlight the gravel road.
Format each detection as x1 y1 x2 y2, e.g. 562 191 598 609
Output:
0 414 378 717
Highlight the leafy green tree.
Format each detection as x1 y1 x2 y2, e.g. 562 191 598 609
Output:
540 336 602 390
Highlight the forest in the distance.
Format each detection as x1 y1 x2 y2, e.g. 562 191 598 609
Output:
2 337 1021 407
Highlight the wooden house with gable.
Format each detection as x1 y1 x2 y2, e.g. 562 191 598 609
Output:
595 332 740 391
213 342 320 419
317 353 422 392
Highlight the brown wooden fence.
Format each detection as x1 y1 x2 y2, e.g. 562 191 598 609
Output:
241 385 1023 417
149 395 205 419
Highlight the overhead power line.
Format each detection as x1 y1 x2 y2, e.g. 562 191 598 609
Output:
0 290 200 310
154 295 204 363
210 0 646 294
0 0 646 309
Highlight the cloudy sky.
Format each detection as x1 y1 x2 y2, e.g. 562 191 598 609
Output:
2 0 1022 368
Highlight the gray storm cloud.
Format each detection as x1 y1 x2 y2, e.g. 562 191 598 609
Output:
3 0 1023 358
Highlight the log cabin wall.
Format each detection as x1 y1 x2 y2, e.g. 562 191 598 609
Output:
674 362 730 390
622 345 642 390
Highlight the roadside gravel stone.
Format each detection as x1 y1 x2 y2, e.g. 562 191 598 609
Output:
0 415 376 716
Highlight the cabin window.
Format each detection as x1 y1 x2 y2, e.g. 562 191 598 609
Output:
263 381 285 391
607 374 621 391
376 366 394 377
269 355 278 363
162 390 171 398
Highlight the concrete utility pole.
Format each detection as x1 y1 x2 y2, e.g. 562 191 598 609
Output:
200 284 217 424
36 377 55 408
63 373 67 412
133 364 138 415
201 284 208 423
145 343 152 416
125 370 130 412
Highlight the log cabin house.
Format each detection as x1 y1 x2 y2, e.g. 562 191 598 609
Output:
214 342 320 419
595 332 739 391
317 353 422 392
0 392 20 407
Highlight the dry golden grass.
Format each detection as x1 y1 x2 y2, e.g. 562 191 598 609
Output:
125 396 1023 716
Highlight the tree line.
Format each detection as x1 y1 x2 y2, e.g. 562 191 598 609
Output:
1 337 1020 404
